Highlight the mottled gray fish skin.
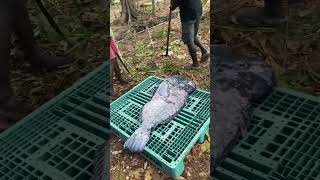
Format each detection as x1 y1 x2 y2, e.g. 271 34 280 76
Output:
124 76 196 152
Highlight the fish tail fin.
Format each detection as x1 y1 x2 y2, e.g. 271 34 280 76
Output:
124 128 150 152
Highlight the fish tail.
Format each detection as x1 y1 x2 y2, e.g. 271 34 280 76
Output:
124 128 150 152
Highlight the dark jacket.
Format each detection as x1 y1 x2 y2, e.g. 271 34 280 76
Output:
179 0 203 22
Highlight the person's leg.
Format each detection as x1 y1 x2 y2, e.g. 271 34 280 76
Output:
186 43 199 67
12 0 73 71
113 59 129 84
0 2 30 130
193 16 209 63
110 60 116 99
0 7 14 129
182 21 200 69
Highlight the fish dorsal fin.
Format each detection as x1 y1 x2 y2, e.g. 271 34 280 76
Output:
158 82 170 98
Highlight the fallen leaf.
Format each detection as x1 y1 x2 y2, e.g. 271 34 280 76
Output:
143 162 148 169
199 172 208 177
176 54 186 60
231 15 238 24
144 169 152 180
119 171 127 180
111 150 123 155
161 51 173 56
201 140 210 153
177 176 186 180
150 166 162 180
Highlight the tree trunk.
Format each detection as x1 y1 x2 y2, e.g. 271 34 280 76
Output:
120 0 139 24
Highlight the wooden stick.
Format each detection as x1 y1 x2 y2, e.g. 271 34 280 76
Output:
165 7 172 56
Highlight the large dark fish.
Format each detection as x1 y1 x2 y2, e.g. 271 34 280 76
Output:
210 45 274 172
124 76 196 152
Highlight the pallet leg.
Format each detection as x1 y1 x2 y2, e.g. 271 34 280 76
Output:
171 161 185 179
197 132 206 144
197 126 209 144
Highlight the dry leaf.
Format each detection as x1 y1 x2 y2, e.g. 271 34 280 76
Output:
119 171 127 180
111 150 122 155
231 15 238 24
144 169 152 180
143 162 148 169
201 140 210 153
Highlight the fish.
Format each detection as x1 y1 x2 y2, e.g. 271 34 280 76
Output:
124 76 196 152
210 45 274 172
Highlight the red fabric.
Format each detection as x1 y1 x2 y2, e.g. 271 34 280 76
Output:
110 38 119 61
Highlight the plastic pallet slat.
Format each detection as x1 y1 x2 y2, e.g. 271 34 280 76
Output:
110 76 210 178
0 62 109 179
92 142 109 180
26 120 104 180
213 88 320 180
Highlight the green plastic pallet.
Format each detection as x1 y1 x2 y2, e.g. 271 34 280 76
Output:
0 62 109 180
213 88 320 180
110 76 210 178
92 141 109 180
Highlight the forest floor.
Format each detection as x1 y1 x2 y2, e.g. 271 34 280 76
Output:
212 0 320 95
10 0 106 111
110 0 211 179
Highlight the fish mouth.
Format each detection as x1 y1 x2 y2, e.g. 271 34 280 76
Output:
187 81 196 94
166 76 196 94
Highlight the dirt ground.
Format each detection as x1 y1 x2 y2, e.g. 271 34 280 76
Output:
9 0 106 112
110 1 211 179
212 0 320 96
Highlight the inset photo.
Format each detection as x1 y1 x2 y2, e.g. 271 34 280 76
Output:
0 0 108 179
211 0 320 179
110 0 210 179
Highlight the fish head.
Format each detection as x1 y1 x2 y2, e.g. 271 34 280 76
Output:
168 76 196 95
183 80 196 94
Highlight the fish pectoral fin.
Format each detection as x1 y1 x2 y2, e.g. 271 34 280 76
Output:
158 82 170 98
150 85 158 96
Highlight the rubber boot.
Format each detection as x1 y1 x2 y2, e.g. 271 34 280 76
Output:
110 60 116 101
194 37 210 63
235 0 288 27
13 1 73 71
185 44 200 70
